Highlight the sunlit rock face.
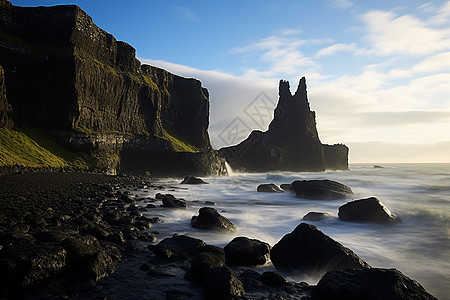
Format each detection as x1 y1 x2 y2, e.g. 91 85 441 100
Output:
0 3 226 175
219 77 348 172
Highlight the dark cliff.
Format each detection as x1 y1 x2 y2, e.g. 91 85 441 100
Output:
219 77 348 172
0 3 225 175
0 65 13 128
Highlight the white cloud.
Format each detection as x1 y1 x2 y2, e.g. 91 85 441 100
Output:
230 34 317 78
315 43 357 57
429 1 450 25
361 10 450 56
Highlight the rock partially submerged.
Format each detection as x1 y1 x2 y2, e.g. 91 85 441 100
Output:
270 223 369 276
291 179 353 200
191 207 237 233
312 268 437 300
257 183 284 193
224 237 271 267
302 212 332 221
159 194 188 209
338 197 401 224
180 176 208 184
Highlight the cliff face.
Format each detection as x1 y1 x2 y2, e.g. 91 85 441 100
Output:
0 65 13 128
0 4 224 175
219 77 348 172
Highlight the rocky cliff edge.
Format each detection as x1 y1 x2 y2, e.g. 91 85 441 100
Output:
0 3 226 176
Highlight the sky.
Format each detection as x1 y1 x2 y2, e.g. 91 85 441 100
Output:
10 0 450 163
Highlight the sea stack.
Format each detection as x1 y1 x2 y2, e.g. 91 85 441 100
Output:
219 77 348 172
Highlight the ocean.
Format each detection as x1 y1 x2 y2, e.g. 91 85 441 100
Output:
129 163 450 299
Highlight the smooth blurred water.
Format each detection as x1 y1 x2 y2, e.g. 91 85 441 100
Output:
130 163 450 299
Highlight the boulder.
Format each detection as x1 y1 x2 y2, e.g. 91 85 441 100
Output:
312 268 437 300
191 207 237 233
224 237 271 266
161 196 188 209
291 179 353 200
302 212 332 221
270 223 369 276
181 176 208 184
152 234 206 256
0 243 66 287
257 183 284 193
280 183 291 191
338 197 401 224
203 267 245 300
261 271 288 286
188 251 225 283
62 234 118 282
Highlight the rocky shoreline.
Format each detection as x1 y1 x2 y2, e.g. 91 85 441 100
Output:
0 172 438 299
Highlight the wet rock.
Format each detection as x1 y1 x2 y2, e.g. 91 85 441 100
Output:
181 176 208 184
312 268 437 300
119 194 135 204
148 217 164 223
257 183 284 193
224 237 271 266
280 183 291 191
203 267 245 300
271 223 369 277
291 179 353 200
153 235 207 257
188 251 225 283
0 243 66 288
62 234 118 282
302 212 332 221
161 196 188 209
261 271 288 286
205 201 216 206
191 207 237 233
338 197 402 224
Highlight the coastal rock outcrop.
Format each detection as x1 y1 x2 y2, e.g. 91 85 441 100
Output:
0 65 13 128
191 207 237 232
257 183 284 193
338 197 402 224
0 3 226 175
312 268 437 300
224 237 271 266
291 179 353 200
219 78 348 172
270 223 369 276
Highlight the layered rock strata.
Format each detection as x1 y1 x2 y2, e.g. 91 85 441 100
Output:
0 3 225 175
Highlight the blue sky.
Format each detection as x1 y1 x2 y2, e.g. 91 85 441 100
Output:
10 0 450 162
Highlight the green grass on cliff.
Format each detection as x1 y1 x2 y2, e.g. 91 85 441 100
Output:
160 129 199 153
0 127 89 169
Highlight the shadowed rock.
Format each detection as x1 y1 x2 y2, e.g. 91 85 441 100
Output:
338 197 402 224
312 268 437 300
219 78 348 172
191 207 237 233
291 179 353 200
271 223 369 277
257 183 284 193
224 237 271 266
181 176 208 184
302 212 332 221
203 267 245 300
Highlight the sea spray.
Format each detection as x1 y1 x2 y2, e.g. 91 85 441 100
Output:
128 163 449 299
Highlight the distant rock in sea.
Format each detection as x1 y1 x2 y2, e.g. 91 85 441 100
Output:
219 77 348 172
